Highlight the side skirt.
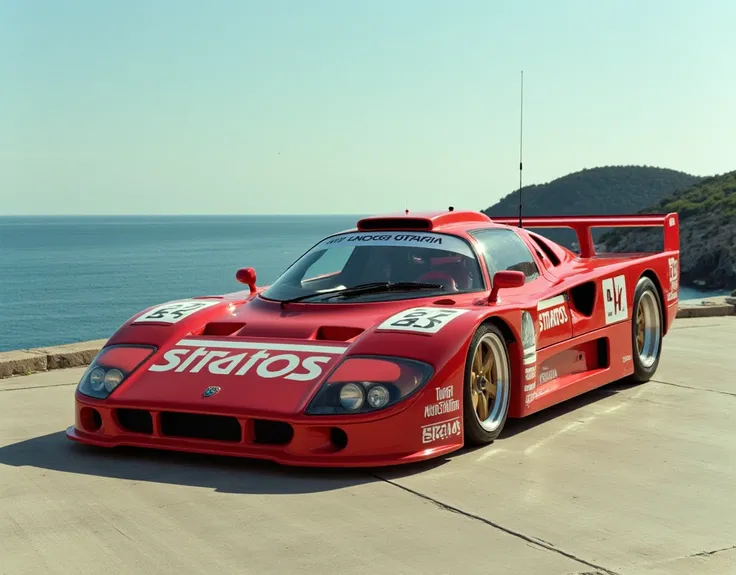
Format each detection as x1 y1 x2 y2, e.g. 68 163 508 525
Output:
511 320 634 417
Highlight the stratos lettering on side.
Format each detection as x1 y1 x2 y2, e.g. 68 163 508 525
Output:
537 295 569 333
148 339 348 382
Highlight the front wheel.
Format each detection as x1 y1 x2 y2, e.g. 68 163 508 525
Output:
462 324 512 446
627 276 663 383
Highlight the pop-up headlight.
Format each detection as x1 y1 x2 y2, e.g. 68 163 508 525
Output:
77 344 156 399
305 356 434 415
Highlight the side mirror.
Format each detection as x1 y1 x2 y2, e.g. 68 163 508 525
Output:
488 270 525 304
236 267 258 295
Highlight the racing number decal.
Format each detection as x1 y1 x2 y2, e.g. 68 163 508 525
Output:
133 300 220 324
376 307 469 334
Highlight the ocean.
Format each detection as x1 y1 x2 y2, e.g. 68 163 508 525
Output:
0 215 728 352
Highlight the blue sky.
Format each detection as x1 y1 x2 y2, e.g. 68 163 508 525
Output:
1 0 734 215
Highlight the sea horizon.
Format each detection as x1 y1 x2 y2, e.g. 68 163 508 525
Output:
0 214 727 352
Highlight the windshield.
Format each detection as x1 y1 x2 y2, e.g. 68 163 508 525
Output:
260 231 486 303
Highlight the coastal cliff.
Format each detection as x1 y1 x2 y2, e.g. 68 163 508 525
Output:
482 165 735 290
482 165 701 247
599 171 736 290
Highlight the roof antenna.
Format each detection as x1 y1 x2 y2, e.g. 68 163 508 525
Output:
518 70 524 228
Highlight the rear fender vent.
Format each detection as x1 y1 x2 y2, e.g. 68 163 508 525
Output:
357 217 433 231
314 325 364 341
569 282 597 317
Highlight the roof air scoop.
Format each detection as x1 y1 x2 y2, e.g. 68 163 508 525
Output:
357 217 434 231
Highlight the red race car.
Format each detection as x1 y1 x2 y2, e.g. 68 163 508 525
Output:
66 209 681 467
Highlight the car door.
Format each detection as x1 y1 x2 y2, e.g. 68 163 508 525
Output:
469 228 573 350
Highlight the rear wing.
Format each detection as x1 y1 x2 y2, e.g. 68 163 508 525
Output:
492 213 679 258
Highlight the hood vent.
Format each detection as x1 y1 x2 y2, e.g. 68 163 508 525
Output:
198 322 247 337
314 325 364 342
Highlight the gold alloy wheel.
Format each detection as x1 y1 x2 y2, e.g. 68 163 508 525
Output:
634 289 662 369
470 332 509 432
636 299 646 354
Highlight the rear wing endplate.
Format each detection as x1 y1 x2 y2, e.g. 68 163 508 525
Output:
492 213 679 258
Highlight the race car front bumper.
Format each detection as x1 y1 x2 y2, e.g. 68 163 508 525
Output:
65 391 463 468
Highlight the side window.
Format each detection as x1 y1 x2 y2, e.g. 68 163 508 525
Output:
469 229 540 281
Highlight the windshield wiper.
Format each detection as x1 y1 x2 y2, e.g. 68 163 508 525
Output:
319 281 443 300
278 281 442 308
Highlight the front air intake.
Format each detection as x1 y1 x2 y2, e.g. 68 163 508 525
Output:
160 411 242 442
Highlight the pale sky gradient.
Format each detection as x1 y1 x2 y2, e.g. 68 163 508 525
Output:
2 0 734 215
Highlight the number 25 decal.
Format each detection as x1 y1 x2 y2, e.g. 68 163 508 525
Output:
376 307 469 334
133 299 220 324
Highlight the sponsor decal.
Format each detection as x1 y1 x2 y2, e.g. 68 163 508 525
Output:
521 311 537 365
314 231 475 258
424 385 460 418
538 367 558 385
421 417 462 444
526 366 558 403
537 299 569 333
525 365 536 382
667 256 679 302
133 299 220 324
602 275 628 324
148 339 347 381
376 307 469 334
524 386 553 407
622 354 632 363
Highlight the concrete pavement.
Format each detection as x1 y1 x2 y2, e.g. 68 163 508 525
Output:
1 316 734 575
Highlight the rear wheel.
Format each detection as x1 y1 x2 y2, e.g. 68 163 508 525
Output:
462 324 512 446
627 276 663 383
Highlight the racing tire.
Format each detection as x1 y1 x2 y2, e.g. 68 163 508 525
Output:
626 276 663 383
462 323 512 446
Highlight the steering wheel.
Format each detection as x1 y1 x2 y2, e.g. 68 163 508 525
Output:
417 271 458 292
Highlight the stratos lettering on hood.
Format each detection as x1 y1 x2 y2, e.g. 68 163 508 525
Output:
148 339 349 381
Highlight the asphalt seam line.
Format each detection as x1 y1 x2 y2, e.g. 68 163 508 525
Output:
690 544 736 558
372 474 621 575
0 382 78 392
652 379 736 398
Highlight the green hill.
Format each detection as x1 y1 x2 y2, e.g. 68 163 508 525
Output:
599 171 736 290
482 166 702 246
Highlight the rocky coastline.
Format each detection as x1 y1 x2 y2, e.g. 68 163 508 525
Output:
598 171 736 291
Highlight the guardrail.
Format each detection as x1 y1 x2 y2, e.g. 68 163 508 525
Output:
0 339 107 379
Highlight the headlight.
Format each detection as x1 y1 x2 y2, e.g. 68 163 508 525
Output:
305 355 434 415
77 344 156 399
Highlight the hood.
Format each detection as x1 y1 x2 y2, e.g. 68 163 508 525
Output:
112 336 350 415
107 292 481 414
